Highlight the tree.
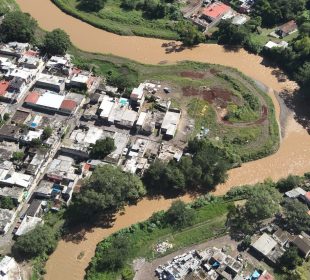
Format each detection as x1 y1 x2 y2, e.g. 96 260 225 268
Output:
13 225 58 259
282 199 310 233
90 137 116 159
0 11 37 43
175 20 205 46
216 21 249 45
12 151 25 161
66 165 146 224
96 236 130 271
276 175 302 193
0 197 15 210
78 0 107 12
42 126 53 140
295 62 310 87
43 29 71 55
165 200 194 229
279 246 303 270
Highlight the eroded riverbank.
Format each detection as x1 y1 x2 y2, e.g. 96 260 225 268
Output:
14 1 310 280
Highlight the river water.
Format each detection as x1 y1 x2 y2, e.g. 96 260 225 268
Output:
15 1 310 280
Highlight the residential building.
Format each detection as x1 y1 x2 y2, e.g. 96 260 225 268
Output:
36 73 65 92
276 20 298 38
18 55 42 69
15 215 43 236
292 232 310 258
0 208 16 234
46 155 77 182
0 42 29 57
0 125 21 142
0 256 21 280
285 187 306 198
35 180 53 199
130 83 145 107
201 2 232 22
0 186 24 204
25 199 43 217
161 109 181 138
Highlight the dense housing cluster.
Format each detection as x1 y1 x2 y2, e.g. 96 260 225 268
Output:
0 41 185 241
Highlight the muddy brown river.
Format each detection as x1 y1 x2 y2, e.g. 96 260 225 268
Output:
15 1 310 280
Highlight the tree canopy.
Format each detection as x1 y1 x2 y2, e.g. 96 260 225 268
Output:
43 29 71 55
144 139 231 195
66 165 146 224
279 246 303 270
78 0 107 12
282 199 310 233
165 200 194 229
0 11 37 43
175 20 205 46
13 225 58 259
90 137 116 159
227 186 282 238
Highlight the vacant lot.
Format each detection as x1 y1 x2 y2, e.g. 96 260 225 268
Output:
52 0 179 39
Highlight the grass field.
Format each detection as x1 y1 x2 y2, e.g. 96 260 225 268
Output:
85 199 232 280
52 0 179 39
0 0 19 14
71 48 279 162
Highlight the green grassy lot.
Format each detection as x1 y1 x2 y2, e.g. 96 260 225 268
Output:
71 48 279 162
86 199 232 280
52 0 179 39
0 0 19 14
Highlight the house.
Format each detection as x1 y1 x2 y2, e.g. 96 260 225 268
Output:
201 2 232 22
136 111 155 135
6 68 34 83
264 41 288 49
0 42 29 57
258 271 274 280
46 155 77 182
272 229 292 247
0 125 21 142
276 20 298 38
69 72 92 90
15 215 43 236
303 191 310 206
8 77 26 94
18 55 42 69
35 180 53 199
0 186 24 204
130 83 145 107
20 129 43 143
251 233 285 265
292 232 310 258
25 199 43 217
161 109 181 138
285 187 306 198
36 73 65 92
0 102 10 119
0 208 16 234
0 172 33 189
0 81 9 97
0 256 21 280
25 153 46 176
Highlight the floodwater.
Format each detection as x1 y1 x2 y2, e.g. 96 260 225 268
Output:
15 1 310 280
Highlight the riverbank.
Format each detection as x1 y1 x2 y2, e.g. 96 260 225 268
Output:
13 1 310 280
51 0 179 39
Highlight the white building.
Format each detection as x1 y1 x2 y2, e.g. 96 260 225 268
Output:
0 256 21 280
36 73 65 92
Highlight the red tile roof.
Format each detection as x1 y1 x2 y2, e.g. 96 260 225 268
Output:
258 272 274 280
278 20 297 34
60 99 77 111
24 50 39 57
24 92 40 104
202 2 231 20
0 81 9 96
305 192 310 201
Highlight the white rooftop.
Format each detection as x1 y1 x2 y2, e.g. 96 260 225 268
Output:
15 216 43 236
99 96 114 118
36 92 65 109
252 233 277 256
0 172 33 189
71 73 89 84
37 73 65 86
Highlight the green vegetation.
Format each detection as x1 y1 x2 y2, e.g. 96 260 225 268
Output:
86 197 231 280
227 181 282 238
43 29 71 55
0 196 15 210
71 49 279 162
0 11 38 43
90 137 116 159
165 200 194 229
282 199 310 233
144 138 231 195
52 0 180 39
279 246 303 271
0 0 19 15
42 126 53 140
12 151 25 161
66 165 146 225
